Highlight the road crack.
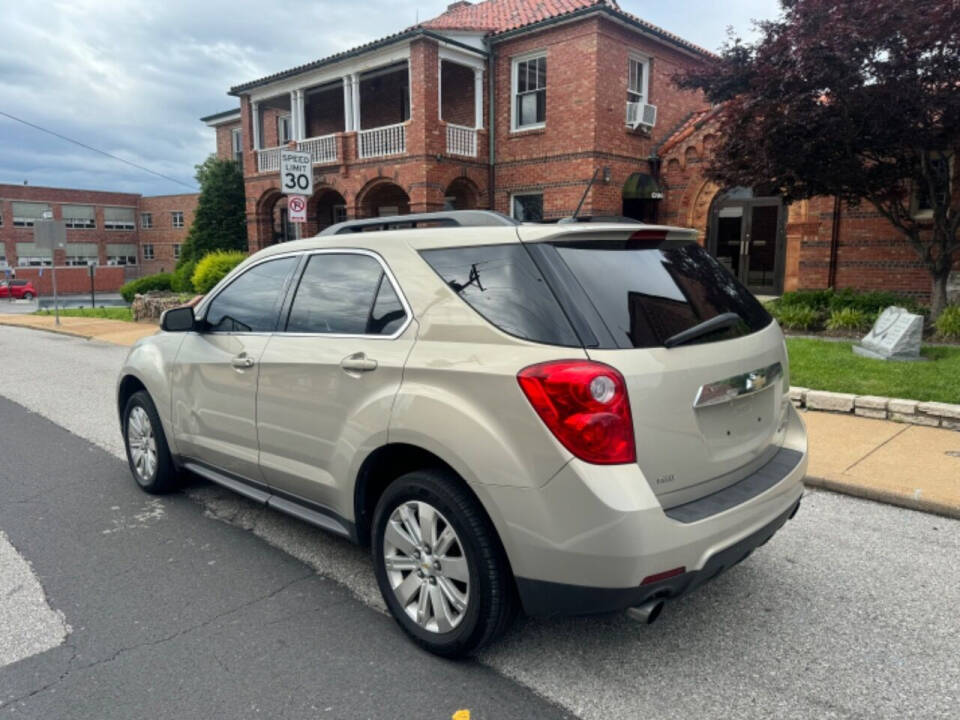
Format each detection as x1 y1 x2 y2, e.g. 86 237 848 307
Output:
0 571 313 710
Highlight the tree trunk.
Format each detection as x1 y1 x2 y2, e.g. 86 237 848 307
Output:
930 271 950 322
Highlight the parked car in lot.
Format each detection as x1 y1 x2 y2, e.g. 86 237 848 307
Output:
116 210 807 657
0 279 37 300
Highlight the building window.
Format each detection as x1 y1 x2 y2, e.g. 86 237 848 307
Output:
173 244 181 260
914 153 952 216
231 127 243 163
143 244 155 261
15 243 52 266
103 207 136 230
62 205 96 229
12 202 51 227
172 211 184 228
141 213 153 229
333 205 348 224
278 115 292 145
628 56 650 107
106 243 137 266
512 54 546 130
511 193 544 222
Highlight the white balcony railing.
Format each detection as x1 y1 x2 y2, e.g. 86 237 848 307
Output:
299 134 338 165
256 146 283 173
358 123 406 159
446 124 477 157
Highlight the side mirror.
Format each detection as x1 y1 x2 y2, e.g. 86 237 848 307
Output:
161 306 196 332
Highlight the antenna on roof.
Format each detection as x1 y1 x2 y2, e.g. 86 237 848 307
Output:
416 8 419 24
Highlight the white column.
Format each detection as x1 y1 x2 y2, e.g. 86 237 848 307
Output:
473 67 484 129
295 88 306 140
288 91 298 143
342 77 353 132
350 72 361 131
251 101 261 150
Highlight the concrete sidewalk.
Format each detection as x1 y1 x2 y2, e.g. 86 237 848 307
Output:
0 313 157 346
2 311 958 519
803 411 960 519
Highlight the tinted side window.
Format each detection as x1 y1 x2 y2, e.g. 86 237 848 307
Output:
286 253 407 335
204 257 297 332
420 244 579 346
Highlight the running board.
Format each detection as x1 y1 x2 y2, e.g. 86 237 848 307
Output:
183 461 351 539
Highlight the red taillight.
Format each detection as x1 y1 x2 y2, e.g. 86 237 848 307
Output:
517 360 636 465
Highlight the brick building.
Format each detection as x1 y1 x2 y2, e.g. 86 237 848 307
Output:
0 184 197 293
209 0 953 299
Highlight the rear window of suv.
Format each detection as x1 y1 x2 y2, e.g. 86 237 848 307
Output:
420 244 580 347
550 239 772 349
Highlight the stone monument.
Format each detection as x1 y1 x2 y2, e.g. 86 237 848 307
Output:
853 306 925 361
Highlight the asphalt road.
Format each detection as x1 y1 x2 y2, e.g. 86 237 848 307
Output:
1 325 959 719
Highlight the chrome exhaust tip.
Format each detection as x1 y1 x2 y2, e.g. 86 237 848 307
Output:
626 599 665 625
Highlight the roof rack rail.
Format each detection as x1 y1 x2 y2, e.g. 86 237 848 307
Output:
318 210 518 235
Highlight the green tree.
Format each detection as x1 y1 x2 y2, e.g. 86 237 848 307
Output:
178 155 247 266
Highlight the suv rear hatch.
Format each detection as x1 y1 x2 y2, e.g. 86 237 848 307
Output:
519 225 789 508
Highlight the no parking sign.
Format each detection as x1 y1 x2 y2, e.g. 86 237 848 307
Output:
288 195 307 223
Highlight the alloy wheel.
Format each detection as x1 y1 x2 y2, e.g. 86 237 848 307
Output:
127 406 157 483
383 501 470 633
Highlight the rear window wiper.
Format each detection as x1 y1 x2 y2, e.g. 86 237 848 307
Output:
664 312 743 349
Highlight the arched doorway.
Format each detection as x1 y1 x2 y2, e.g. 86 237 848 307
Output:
707 187 785 295
443 177 479 210
311 189 348 233
622 172 663 223
359 181 410 219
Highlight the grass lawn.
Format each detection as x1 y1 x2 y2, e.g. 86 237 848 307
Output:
786 338 960 404
34 307 133 322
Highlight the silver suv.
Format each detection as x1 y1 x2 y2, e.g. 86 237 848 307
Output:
117 211 807 657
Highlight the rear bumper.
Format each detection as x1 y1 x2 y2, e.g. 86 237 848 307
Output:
474 403 807 617
516 496 801 616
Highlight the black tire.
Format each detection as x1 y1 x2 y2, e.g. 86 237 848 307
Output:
122 390 179 494
372 468 517 658
22 292 34 300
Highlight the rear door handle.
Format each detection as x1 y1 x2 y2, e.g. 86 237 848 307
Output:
340 353 378 373
231 353 255 369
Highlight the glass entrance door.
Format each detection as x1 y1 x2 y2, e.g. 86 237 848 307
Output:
710 193 783 295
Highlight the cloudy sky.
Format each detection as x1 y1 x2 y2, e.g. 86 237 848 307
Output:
0 0 780 196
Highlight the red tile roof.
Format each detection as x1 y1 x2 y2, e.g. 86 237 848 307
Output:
421 0 607 33
657 107 719 156
419 0 714 56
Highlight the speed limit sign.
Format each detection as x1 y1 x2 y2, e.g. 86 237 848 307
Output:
280 150 313 196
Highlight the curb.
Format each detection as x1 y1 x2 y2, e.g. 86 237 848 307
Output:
804 475 960 521
0 320 95 342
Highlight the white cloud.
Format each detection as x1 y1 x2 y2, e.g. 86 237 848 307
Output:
0 0 780 195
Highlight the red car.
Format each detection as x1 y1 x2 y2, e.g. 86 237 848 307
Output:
0 280 37 300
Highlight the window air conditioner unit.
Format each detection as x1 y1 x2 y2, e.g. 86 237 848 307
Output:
626 102 657 131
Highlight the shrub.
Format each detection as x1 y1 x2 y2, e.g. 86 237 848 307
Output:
778 289 834 311
191 251 247 294
171 259 196 294
828 288 924 316
775 305 821 331
825 307 871 332
119 273 173 303
935 305 960 340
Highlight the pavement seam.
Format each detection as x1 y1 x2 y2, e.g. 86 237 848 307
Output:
840 424 911 474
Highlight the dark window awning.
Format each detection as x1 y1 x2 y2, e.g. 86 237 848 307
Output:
622 172 663 200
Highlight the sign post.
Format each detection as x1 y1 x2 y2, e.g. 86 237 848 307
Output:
34 214 67 326
89 262 96 309
280 150 313 241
